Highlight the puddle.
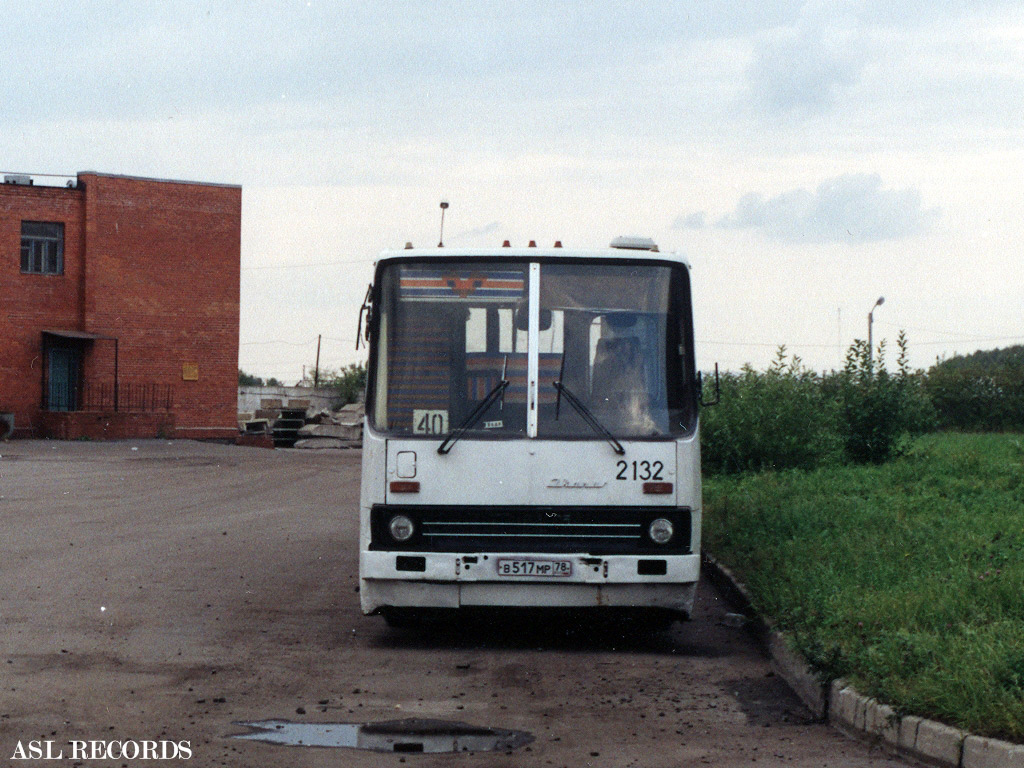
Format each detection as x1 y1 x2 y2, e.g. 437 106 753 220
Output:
231 717 534 754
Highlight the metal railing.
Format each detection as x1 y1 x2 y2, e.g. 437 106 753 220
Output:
46 382 174 412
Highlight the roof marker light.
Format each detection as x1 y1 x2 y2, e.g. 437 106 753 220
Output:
610 235 658 251
528 240 537 247
554 241 562 248
502 240 511 247
404 242 413 249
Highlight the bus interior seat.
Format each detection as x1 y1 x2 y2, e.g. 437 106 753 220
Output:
591 337 656 432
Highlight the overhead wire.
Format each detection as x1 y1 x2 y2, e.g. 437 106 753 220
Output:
698 339 837 349
874 320 1024 345
241 257 375 270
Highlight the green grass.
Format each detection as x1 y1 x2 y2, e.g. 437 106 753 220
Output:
703 432 1024 741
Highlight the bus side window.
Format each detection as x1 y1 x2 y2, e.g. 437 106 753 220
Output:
465 308 487 353
538 310 564 354
499 308 514 353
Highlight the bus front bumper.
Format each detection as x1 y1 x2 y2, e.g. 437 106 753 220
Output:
359 551 700 616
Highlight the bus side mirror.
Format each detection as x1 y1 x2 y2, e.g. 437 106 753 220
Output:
356 283 373 350
698 364 720 407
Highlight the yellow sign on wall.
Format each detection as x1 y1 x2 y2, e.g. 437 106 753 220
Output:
182 363 199 381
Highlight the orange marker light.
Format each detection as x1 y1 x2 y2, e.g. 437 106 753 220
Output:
643 482 673 495
390 481 420 493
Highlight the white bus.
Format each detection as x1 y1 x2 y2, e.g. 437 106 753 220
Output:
358 237 703 626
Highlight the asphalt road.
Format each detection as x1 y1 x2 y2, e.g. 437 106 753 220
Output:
0 440 909 767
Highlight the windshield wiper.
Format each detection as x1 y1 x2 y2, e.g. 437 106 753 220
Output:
552 380 625 455
499 355 508 412
437 379 509 455
554 350 567 420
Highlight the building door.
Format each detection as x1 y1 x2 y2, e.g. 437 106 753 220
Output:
48 348 79 411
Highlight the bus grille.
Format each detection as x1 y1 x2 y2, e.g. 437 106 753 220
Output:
370 505 691 555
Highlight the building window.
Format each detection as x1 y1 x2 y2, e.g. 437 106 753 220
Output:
21 221 64 275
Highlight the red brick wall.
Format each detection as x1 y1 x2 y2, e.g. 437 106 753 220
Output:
0 173 240 439
38 411 175 440
0 184 85 436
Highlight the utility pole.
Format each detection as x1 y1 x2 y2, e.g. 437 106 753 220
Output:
314 334 321 388
837 306 842 366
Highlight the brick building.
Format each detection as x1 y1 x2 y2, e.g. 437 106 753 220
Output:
0 171 240 440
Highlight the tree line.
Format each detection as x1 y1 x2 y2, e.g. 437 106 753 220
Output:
701 337 1024 474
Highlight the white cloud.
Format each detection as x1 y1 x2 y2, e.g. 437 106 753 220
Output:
672 212 707 230
718 173 939 243
745 4 869 115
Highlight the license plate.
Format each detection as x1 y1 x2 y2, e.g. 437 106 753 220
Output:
496 558 572 577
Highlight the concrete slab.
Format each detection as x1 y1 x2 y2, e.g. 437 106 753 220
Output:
293 437 347 449
297 423 361 440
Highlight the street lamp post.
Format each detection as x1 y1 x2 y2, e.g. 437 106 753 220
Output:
438 200 449 247
867 296 885 368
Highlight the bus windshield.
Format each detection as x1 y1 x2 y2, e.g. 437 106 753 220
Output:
369 260 695 439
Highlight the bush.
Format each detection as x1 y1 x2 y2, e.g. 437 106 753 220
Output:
924 346 1024 431
320 362 367 406
238 369 263 387
238 370 281 387
701 334 935 473
828 332 935 463
700 348 842 473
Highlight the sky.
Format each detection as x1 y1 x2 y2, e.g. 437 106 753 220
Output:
3 1 1023 380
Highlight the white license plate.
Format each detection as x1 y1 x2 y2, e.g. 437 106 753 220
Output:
496 558 572 577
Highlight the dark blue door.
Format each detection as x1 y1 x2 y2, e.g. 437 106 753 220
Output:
48 348 79 411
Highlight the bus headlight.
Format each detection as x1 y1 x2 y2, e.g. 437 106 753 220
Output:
389 515 415 542
648 518 674 544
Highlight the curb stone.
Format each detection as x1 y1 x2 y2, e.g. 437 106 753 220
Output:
962 735 1024 768
899 716 923 754
768 631 828 720
700 553 1022 768
914 719 966 767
